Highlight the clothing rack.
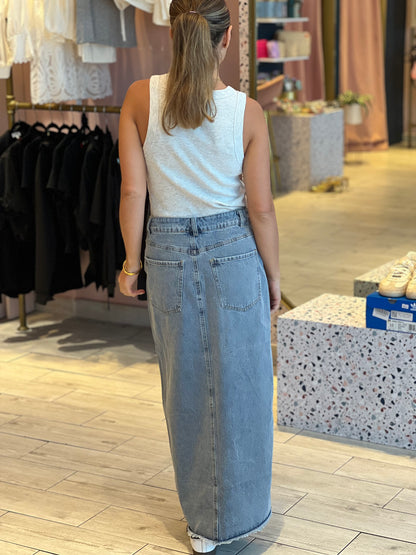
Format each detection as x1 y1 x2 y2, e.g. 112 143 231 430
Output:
5 73 121 331
5 76 295 330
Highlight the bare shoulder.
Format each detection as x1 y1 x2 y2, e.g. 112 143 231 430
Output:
127 78 150 95
122 79 150 111
245 96 264 118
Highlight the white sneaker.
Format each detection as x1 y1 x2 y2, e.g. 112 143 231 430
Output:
189 534 217 554
379 257 415 297
406 271 416 299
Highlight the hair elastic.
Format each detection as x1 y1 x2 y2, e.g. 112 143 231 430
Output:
189 10 198 13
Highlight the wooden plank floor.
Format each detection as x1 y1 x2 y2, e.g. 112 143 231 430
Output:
276 146 416 306
0 146 415 554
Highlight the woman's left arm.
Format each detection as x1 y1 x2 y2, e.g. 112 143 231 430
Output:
118 82 148 297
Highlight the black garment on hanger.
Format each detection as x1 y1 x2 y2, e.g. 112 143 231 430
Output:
47 129 83 257
0 117 133 304
34 131 83 304
0 123 37 297
102 140 124 297
85 128 113 289
76 126 104 253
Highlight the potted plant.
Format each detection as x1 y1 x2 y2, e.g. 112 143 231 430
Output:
336 90 372 125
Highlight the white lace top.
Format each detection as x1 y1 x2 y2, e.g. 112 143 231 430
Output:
1 0 112 104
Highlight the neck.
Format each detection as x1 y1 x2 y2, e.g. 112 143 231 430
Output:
213 74 226 90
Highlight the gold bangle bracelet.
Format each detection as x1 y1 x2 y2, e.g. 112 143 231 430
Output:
122 260 142 276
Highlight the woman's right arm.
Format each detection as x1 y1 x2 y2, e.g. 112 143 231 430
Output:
243 97 281 313
118 81 148 297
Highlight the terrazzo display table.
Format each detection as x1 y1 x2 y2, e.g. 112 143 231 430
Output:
270 109 344 192
277 294 416 450
354 259 396 297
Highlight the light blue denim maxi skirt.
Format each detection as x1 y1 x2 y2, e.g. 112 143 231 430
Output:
145 208 274 545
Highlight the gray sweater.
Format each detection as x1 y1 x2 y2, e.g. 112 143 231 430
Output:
76 0 137 48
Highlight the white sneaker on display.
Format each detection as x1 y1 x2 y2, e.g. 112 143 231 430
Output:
406 271 416 299
378 257 416 297
189 534 217 554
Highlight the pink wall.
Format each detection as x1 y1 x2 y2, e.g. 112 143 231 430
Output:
0 2 240 311
1 2 240 135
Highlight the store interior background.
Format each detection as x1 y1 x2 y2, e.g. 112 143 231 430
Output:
0 2 415 553
0 0 415 317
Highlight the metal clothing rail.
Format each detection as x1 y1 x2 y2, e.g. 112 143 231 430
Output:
5 73 121 331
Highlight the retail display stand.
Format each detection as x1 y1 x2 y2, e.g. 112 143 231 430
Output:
5 72 121 331
248 0 310 193
269 108 344 192
277 293 416 450
353 259 397 297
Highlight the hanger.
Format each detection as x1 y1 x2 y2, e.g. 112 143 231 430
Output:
59 123 79 134
81 110 90 134
45 122 61 136
32 122 47 132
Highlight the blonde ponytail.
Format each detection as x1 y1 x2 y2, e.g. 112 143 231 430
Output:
162 0 231 133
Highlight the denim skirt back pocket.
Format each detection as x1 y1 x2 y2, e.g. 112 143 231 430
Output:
210 249 262 312
145 257 184 313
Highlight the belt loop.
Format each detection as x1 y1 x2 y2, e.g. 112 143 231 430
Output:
189 218 199 236
237 209 242 226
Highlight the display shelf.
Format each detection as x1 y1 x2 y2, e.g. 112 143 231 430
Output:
258 55 309 63
249 0 309 99
354 259 396 298
257 17 308 24
269 109 344 192
277 294 416 450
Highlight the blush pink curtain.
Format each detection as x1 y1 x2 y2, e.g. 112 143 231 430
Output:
284 0 325 102
339 0 388 150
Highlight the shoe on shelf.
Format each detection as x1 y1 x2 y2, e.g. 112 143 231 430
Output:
378 257 416 298
406 271 416 299
189 534 217 554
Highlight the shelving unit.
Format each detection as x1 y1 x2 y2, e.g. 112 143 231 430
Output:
248 2 311 195
248 1 310 99
258 55 309 63
257 17 308 24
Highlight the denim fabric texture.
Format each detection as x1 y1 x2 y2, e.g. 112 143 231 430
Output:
145 208 274 544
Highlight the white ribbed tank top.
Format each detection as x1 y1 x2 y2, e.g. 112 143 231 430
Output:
143 73 247 217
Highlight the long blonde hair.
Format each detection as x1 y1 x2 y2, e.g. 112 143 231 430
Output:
162 0 231 134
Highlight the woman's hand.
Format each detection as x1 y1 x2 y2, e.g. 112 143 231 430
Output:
268 278 281 314
118 272 145 298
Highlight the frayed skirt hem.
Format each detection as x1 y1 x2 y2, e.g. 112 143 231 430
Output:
187 509 272 546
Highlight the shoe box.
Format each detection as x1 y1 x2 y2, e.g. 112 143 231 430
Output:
366 292 416 334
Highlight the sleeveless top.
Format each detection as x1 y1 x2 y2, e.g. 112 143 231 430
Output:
143 73 247 217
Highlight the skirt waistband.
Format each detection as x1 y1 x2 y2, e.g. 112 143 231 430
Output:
148 208 249 234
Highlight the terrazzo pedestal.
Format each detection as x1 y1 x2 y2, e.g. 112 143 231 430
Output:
353 260 395 297
270 109 344 192
277 294 416 450
353 256 416 297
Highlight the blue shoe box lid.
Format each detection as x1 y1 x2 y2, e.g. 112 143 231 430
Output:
366 291 416 333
